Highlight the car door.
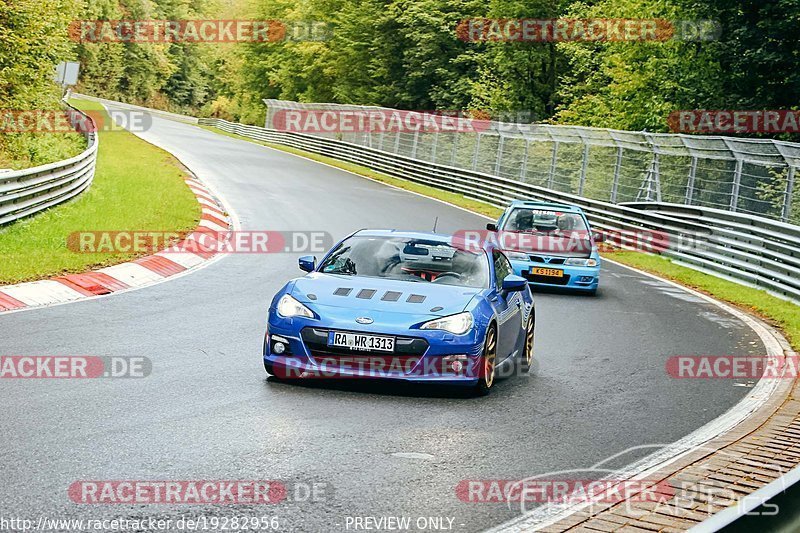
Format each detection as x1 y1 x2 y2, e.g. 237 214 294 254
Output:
491 250 522 363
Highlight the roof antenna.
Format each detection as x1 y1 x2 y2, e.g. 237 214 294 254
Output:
432 216 439 233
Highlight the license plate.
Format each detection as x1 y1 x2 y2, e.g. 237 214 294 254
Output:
328 331 395 352
531 267 564 278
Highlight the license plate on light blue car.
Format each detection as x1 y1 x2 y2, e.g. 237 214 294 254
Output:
328 331 396 352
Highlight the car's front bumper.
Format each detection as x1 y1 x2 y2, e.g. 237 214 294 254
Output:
510 260 600 292
263 314 487 384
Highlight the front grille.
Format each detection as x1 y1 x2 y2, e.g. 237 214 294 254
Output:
523 272 571 286
529 256 566 265
300 328 429 359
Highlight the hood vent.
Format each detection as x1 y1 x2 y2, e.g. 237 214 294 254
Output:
357 289 377 299
381 291 402 302
331 288 427 304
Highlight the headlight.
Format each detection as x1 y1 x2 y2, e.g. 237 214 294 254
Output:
506 251 529 261
564 258 598 267
276 294 314 318
420 311 474 335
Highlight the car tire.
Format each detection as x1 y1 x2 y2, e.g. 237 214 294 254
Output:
520 314 535 373
474 325 497 396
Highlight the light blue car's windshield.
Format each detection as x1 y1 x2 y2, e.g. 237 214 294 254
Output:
319 236 489 288
501 208 588 235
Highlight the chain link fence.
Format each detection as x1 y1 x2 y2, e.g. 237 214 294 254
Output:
264 100 800 226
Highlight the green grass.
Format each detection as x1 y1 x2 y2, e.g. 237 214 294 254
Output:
0 130 87 170
0 99 200 284
197 122 800 351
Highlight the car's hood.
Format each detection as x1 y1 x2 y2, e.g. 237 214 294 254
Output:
291 273 481 317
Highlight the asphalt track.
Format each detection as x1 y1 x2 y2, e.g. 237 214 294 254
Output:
0 111 766 532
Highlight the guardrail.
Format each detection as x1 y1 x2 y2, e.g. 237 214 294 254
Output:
0 102 98 226
263 100 800 225
198 117 800 304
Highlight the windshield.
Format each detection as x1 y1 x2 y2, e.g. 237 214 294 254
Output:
318 236 489 288
500 208 588 235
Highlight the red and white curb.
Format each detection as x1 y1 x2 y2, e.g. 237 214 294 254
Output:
0 177 232 314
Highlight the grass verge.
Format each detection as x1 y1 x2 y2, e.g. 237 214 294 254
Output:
197 122 800 351
0 99 200 284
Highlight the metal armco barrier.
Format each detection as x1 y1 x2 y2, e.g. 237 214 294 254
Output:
198 116 800 304
262 100 800 225
0 103 98 226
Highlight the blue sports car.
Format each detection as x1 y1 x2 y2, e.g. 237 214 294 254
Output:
487 201 603 295
263 230 535 395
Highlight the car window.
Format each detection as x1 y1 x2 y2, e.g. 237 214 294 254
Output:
319 236 490 288
493 251 512 289
501 208 588 233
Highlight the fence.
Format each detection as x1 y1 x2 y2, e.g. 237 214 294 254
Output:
263 100 800 225
199 116 800 303
0 102 98 226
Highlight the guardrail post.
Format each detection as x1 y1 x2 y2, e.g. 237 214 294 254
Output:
654 153 662 202
783 166 796 222
685 156 698 204
472 133 482 171
430 131 439 163
410 130 420 159
451 133 459 166
731 158 743 211
611 146 623 203
548 142 559 189
393 130 401 154
519 139 529 180
578 144 590 196
494 135 505 176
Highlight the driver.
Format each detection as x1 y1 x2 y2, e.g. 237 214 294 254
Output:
510 209 533 232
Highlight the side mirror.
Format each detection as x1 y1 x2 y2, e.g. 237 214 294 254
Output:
486 223 498 231
593 232 605 243
299 255 316 272
501 274 527 293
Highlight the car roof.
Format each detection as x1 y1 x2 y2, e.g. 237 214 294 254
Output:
507 200 584 213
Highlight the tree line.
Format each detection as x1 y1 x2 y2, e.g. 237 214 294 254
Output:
3 0 799 135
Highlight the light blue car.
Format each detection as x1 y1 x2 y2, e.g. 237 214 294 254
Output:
486 201 603 295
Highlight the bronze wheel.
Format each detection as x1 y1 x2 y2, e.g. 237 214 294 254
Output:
475 325 497 396
521 315 534 372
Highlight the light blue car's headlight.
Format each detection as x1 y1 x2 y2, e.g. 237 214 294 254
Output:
421 311 474 335
506 251 530 261
564 258 598 267
276 294 314 318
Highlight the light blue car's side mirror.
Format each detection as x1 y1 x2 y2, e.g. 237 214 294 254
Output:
299 255 316 272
